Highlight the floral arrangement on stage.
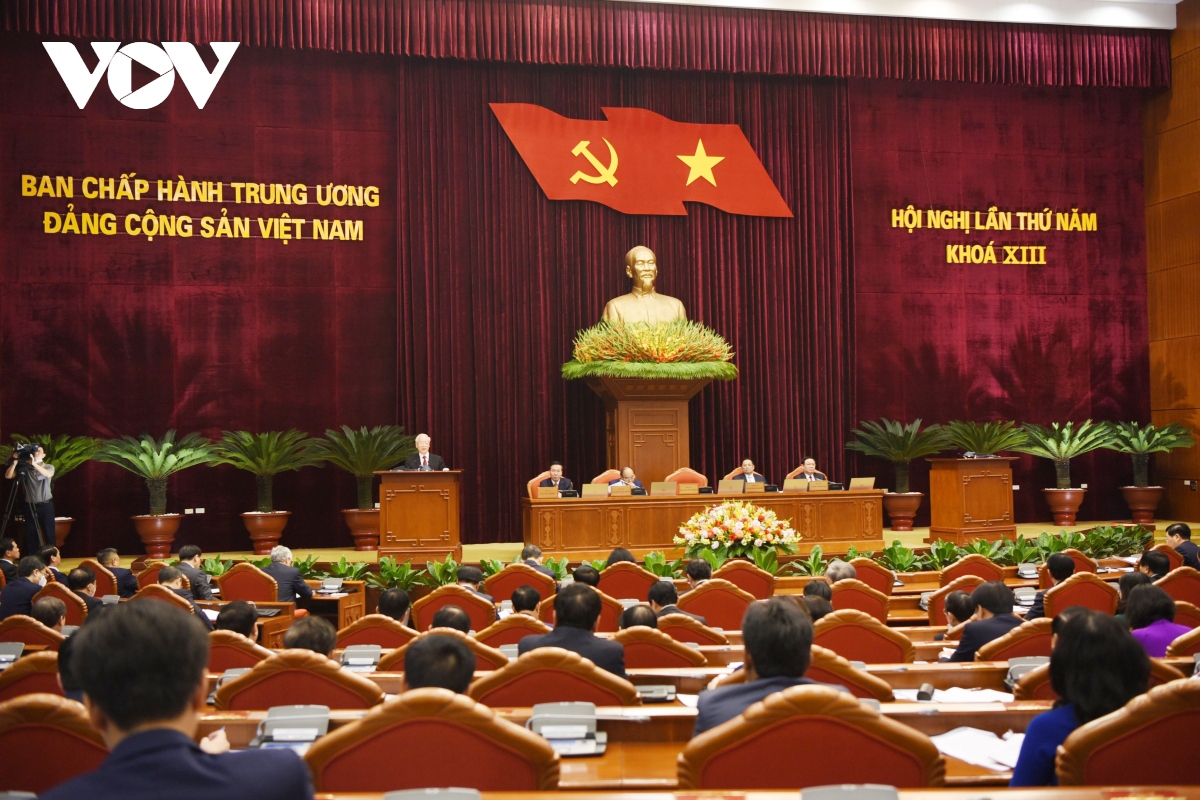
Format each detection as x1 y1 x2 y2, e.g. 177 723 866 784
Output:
675 500 801 561
561 320 738 380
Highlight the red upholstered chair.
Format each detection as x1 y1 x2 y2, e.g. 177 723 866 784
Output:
722 467 743 481
806 645 895 702
0 652 63 702
1056 677 1200 785
483 563 556 604
975 618 1053 661
677 579 755 631
1166 626 1200 657
784 466 805 481
33 582 88 626
335 614 420 648
1155 566 1200 606
213 649 385 710
1043 572 1119 617
657 613 729 645
0 615 65 651
135 560 189 590
411 585 497 632
713 560 776 599
304 688 559 791
677 685 944 789
217 561 279 602
526 471 551 499
1015 659 1185 701
665 467 708 487
535 589 624 633
813 609 915 664
379 628 509 672
612 626 708 668
1153 543 1185 572
598 561 660 602
1173 601 1200 629
468 648 642 707
939 554 1005 586
132 583 195 612
208 630 272 672
0 694 108 793
830 579 890 622
0 570 5 589
848 558 896 596
927 575 984 625
592 469 621 485
1037 548 1098 589
474 615 552 648
78 558 118 597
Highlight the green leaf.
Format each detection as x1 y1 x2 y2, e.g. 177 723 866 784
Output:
10 434 101 484
844 418 947 463
544 557 571 581
210 430 323 475
480 559 506 578
367 557 427 591
750 549 779 575
293 553 323 580
1013 421 1114 461
95 430 214 479
421 553 460 587
1106 421 1195 455
308 425 417 478
942 421 1028 455
879 540 918 572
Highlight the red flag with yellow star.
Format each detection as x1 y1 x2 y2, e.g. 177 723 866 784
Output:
490 103 793 217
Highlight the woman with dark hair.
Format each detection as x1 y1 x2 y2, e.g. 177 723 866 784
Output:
1009 610 1150 786
605 547 636 567
1115 571 1153 619
1126 584 1191 657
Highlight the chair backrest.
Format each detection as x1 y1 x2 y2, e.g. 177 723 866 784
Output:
1056 676 1200 785
411 585 497 632
336 614 420 648
78 558 118 597
0 615 65 651
848 558 895 596
1043 572 1119 617
217 561 279 603
664 467 708 487
1155 566 1200 606
806 645 895 702
467 647 642 707
304 688 560 791
0 652 62 702
482 563 556 603
591 469 621 484
656 613 729 644
813 609 915 664
535 589 624 633
940 554 1005 586
975 618 1053 661
1173 600 1200 629
677 685 944 789
526 471 551 499
379 628 509 672
830 579 890 622
1165 625 1200 657
208 630 273 672
213 649 385 710
677 579 755 631
132 583 195 612
0 694 108 793
712 560 776 599
785 466 805 481
927 575 984 625
597 561 660 602
1153 542 1185 572
1015 659 1185 701
612 626 708 668
474 615 552 648
722 467 743 481
33 582 88 626
137 560 168 589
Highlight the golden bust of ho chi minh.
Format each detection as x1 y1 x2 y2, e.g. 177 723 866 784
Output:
601 246 688 326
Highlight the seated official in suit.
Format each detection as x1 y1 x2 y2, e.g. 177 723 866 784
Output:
36 545 67 584
517 583 626 677
685 558 712 588
377 587 412 626
0 538 18 583
946 581 1022 662
1167 522 1200 570
1025 552 1075 621
1010 610 1150 786
282 616 337 657
538 462 573 493
401 432 447 470
573 564 600 586
40 601 314 800
934 591 976 641
97 548 139 598
176 544 215 601
519 544 559 581
263 546 314 603
824 559 856 583
802 596 833 621
0 556 51 619
31 596 67 632
68 567 105 612
159 566 213 631
1137 550 1171 581
1126 584 1192 657
214 601 259 639
618 604 659 629
456 565 494 603
693 596 845 734
733 458 767 484
649 580 706 625
431 605 472 633
511 585 541 616
404 633 477 694
802 580 832 601
608 467 643 492
796 457 827 482
1115 571 1153 620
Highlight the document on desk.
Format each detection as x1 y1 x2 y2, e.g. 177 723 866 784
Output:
892 687 1013 704
930 727 1024 771
676 694 700 708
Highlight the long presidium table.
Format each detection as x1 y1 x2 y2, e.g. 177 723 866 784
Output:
523 489 886 558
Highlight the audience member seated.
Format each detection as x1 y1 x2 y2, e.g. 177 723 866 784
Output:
947 582 1021 662
0 538 18 582
686 558 712 588
519 544 558 580
1026 552 1075 621
1137 550 1171 581
158 566 213 630
825 559 857 583
40 601 314 800
606 547 636 566
1126 584 1192 657
802 596 833 621
36 545 67 584
0 556 51 619
1166 522 1200 570
68 567 104 612
732 458 767 483
935 591 976 641
176 544 215 601
455 565 493 602
282 616 337 657
511 585 541 615
572 564 600 587
431 604 472 633
649 580 706 624
263 546 314 603
403 633 477 693
214 600 259 639
377 587 411 626
96 548 138 597
618 604 659 629
538 462 573 493
1116 571 1153 620
803 579 832 601
517 583 626 677
31 596 66 631
1009 610 1150 787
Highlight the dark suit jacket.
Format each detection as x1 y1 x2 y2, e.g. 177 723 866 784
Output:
39 728 313 800
49 567 67 584
173 588 213 630
524 559 558 581
797 472 828 482
1024 591 1046 621
462 584 495 604
656 604 707 626
0 577 40 620
110 566 138 598
77 591 104 613
517 625 626 678
177 562 215 601
402 453 447 470
1176 540 1200 570
538 477 574 491
694 675 844 735
947 613 1023 662
732 472 768 483
0 560 15 583
262 562 313 603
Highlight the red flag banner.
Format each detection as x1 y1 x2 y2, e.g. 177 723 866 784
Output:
490 103 792 217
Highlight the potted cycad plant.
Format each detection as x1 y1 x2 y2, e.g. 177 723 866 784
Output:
10 433 100 546
94 431 214 557
1014 421 1114 526
942 420 1029 456
310 425 415 550
211 430 322 554
845 419 946 531
1107 421 1194 524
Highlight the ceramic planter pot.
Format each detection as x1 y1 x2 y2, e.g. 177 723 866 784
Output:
53 517 74 548
1043 488 1087 526
242 511 291 555
131 514 182 558
343 508 380 551
882 492 924 531
1120 486 1164 525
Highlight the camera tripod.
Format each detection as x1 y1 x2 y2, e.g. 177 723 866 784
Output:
1 467 47 550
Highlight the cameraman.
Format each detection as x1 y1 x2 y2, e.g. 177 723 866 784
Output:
5 445 55 553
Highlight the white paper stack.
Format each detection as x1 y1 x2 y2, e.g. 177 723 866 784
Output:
929 727 1025 771
891 687 1013 704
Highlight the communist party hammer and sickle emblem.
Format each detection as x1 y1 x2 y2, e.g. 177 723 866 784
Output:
570 138 618 186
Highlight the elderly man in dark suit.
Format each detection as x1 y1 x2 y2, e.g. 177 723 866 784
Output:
519 544 558 581
946 582 1023 662
0 557 50 620
68 567 105 613
262 546 313 603
97 548 139 598
517 583 626 677
401 433 447 470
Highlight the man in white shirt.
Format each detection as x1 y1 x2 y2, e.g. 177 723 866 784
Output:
733 459 766 483
798 457 827 481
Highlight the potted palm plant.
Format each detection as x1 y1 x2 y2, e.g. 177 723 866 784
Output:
1106 421 1194 524
1014 421 1114 526
310 425 415 550
942 420 1029 456
94 431 214 557
10 434 100 546
211 430 323 554
845 419 946 531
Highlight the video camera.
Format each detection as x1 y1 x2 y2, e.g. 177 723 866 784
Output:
11 443 39 469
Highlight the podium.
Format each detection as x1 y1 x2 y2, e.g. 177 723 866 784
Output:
376 470 463 560
927 457 1017 545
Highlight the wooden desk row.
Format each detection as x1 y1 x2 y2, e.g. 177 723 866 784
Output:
322 788 1200 799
